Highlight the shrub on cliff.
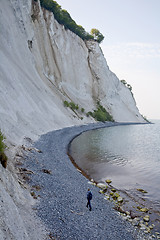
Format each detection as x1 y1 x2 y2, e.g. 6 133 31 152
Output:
87 102 114 122
90 28 104 43
64 101 79 111
36 0 104 43
93 103 114 122
0 130 7 168
121 80 133 92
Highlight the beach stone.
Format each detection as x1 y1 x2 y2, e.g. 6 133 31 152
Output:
144 229 150 234
104 195 110 200
132 218 139 226
137 206 142 210
114 193 120 199
146 227 151 233
117 197 123 203
140 207 149 212
128 219 132 223
97 183 107 189
110 192 114 196
99 190 106 194
106 179 112 184
149 225 154 229
91 182 96 186
111 188 116 192
143 215 150 222
140 224 147 230
114 192 120 197
105 194 110 200
137 188 148 193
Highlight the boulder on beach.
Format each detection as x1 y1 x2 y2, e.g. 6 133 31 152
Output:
97 183 107 189
105 179 112 184
143 215 150 222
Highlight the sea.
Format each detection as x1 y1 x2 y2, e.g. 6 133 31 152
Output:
69 120 160 232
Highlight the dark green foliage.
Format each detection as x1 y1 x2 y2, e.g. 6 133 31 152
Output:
121 80 132 92
86 111 93 117
90 28 104 43
63 101 79 111
93 102 114 122
39 0 102 42
64 100 70 107
69 102 79 111
87 102 114 122
0 130 7 168
63 100 113 122
63 101 84 120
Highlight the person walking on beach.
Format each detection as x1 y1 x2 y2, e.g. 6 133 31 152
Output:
86 188 92 211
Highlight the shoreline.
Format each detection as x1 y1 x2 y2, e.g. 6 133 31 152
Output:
68 121 160 237
67 121 149 183
23 122 150 239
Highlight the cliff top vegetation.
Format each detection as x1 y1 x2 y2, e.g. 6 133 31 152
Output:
34 0 104 43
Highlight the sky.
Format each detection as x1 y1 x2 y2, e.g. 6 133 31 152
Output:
57 0 160 119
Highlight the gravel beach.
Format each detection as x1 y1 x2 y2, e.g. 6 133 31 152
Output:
23 122 145 240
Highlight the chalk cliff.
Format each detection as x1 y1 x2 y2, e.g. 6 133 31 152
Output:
0 0 145 146
0 1 145 239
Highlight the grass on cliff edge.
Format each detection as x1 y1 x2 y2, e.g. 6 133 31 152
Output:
0 130 7 168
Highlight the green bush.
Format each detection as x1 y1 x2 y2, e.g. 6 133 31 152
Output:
0 130 7 168
63 100 114 122
37 0 103 43
64 101 79 111
86 111 93 117
121 80 132 92
90 28 104 43
87 102 114 122
69 102 78 111
64 100 70 107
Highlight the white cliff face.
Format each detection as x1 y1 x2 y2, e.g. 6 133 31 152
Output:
0 0 144 146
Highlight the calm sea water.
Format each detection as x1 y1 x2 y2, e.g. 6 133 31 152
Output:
70 120 160 209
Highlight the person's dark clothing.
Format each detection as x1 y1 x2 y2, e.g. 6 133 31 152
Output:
86 190 92 211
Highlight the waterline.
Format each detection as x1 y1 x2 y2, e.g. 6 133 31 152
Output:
69 121 160 233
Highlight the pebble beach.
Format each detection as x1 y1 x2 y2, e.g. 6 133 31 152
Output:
23 122 147 239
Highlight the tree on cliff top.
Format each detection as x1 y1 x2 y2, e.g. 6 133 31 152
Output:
36 0 104 43
90 28 104 43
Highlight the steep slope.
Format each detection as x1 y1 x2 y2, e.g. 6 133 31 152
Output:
0 0 144 146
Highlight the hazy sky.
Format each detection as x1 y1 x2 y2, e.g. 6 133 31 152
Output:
57 0 160 119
